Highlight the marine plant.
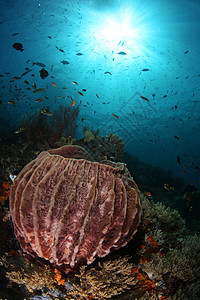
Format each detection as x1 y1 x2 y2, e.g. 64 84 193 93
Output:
18 105 79 147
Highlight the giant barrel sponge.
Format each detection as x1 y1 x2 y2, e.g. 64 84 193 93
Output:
10 145 141 269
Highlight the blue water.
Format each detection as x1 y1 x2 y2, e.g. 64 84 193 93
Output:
0 0 200 188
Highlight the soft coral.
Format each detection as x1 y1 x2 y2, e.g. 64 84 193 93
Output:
0 181 10 203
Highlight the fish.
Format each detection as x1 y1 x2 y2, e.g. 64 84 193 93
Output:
13 42 24 52
32 62 46 67
48 36 51 39
78 91 84 96
81 118 85 121
39 68 49 79
104 71 112 75
140 96 150 102
112 113 119 119
71 99 76 106
21 69 32 77
191 162 200 170
15 127 25 134
24 80 29 84
12 76 21 80
184 50 189 54
32 88 46 93
8 100 16 106
174 136 180 140
177 155 181 165
164 183 175 191
163 95 167 98
76 52 83 56
35 98 43 102
72 81 78 85
32 82 36 89
96 94 99 98
117 51 127 55
40 109 52 116
141 69 150 71
60 60 69 65
12 32 19 36
56 46 65 53
52 82 56 87
182 170 188 174
143 191 153 199
82 89 87 92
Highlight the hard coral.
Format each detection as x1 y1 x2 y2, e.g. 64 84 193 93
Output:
10 145 141 271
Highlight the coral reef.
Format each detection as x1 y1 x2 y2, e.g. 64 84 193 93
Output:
67 256 137 299
80 132 125 161
133 195 200 299
1 131 200 299
6 264 55 294
2 252 137 299
83 129 95 143
10 145 141 271
1 191 200 299
55 135 77 147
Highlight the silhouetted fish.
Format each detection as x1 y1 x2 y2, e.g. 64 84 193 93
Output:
32 62 46 67
117 51 127 55
13 43 24 52
60 60 69 65
21 69 32 77
56 46 65 53
39 68 49 79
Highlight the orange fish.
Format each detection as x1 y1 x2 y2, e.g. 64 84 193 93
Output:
112 113 119 119
71 99 76 106
52 82 56 87
144 191 152 199
182 170 188 174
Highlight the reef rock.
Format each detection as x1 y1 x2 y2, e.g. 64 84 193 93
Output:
10 145 141 270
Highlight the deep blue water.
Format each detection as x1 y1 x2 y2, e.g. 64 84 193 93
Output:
0 0 200 188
